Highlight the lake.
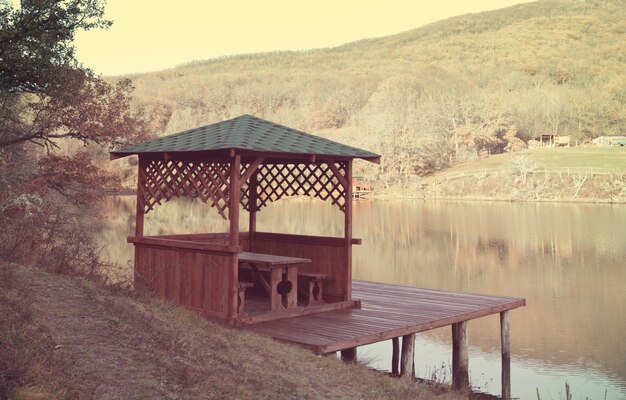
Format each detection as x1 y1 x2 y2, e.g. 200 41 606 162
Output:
100 196 626 399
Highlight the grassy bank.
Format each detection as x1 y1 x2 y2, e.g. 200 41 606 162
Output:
415 147 626 203
0 262 466 400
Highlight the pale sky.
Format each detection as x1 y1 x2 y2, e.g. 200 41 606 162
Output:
72 0 533 76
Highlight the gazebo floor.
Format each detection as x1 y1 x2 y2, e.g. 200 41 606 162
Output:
243 280 525 355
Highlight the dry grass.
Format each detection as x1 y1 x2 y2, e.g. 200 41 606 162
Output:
0 262 466 400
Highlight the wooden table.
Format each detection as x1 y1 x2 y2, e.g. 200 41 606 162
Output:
238 252 311 311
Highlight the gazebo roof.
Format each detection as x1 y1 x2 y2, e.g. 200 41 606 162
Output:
110 114 380 163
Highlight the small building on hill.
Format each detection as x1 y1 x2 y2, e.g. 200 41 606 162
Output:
535 134 570 147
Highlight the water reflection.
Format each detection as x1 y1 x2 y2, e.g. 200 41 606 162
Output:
99 197 626 399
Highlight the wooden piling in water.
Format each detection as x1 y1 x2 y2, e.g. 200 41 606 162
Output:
501 311 511 399
340 347 357 363
391 337 400 376
400 333 415 379
452 321 469 389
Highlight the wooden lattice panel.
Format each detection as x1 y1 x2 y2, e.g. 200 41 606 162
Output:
138 159 346 218
139 159 235 219
254 163 347 212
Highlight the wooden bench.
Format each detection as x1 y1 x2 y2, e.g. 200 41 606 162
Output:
240 264 326 306
298 272 326 306
237 281 254 315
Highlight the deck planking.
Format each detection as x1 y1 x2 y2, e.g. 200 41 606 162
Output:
245 280 525 354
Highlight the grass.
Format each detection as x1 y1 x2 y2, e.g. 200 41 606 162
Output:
0 262 466 400
417 146 626 203
431 146 626 178
529 146 626 170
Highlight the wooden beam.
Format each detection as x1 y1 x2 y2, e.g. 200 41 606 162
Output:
391 337 400 376
501 311 511 400
452 321 469 390
344 161 353 301
248 172 258 251
127 236 240 254
135 159 146 237
327 162 348 189
228 155 241 319
400 333 415 379
340 347 357 363
240 156 265 184
254 232 361 246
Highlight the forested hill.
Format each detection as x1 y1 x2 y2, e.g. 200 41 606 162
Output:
123 0 625 184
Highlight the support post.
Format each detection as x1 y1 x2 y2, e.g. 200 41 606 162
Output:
134 158 145 237
133 158 146 290
501 311 511 399
340 347 357 364
391 337 400 376
344 160 353 301
400 333 415 379
452 321 469 390
248 170 258 251
228 155 241 319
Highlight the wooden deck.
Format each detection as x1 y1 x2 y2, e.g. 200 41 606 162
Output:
245 280 525 354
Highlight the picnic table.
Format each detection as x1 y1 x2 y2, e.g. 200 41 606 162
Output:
238 252 311 311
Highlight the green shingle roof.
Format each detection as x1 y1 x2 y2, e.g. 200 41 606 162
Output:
110 114 380 162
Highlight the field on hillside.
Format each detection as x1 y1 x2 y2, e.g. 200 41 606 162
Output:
435 146 626 177
530 146 626 170
419 146 626 203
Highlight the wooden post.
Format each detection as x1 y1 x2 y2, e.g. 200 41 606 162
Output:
452 321 469 390
400 333 415 379
228 154 241 319
344 160 353 301
340 347 357 363
501 311 511 399
391 337 400 376
133 157 146 290
248 170 258 251
135 158 145 237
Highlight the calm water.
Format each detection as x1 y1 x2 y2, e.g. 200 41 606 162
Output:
100 197 626 399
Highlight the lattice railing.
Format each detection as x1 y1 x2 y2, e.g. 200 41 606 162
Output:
138 159 347 218
254 163 347 212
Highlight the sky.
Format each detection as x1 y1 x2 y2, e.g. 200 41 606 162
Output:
71 0 533 76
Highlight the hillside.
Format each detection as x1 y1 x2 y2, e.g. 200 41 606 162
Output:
0 262 463 400
116 0 626 189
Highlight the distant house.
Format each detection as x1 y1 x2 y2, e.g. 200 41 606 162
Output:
352 173 372 199
592 136 626 146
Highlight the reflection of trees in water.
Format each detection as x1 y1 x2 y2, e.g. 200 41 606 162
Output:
353 200 626 379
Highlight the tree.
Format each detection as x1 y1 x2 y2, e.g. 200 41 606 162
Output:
0 0 146 269
0 0 145 150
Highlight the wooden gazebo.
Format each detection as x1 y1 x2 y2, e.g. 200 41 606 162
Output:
111 114 380 325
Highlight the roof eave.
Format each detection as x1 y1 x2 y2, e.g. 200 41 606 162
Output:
110 149 381 164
